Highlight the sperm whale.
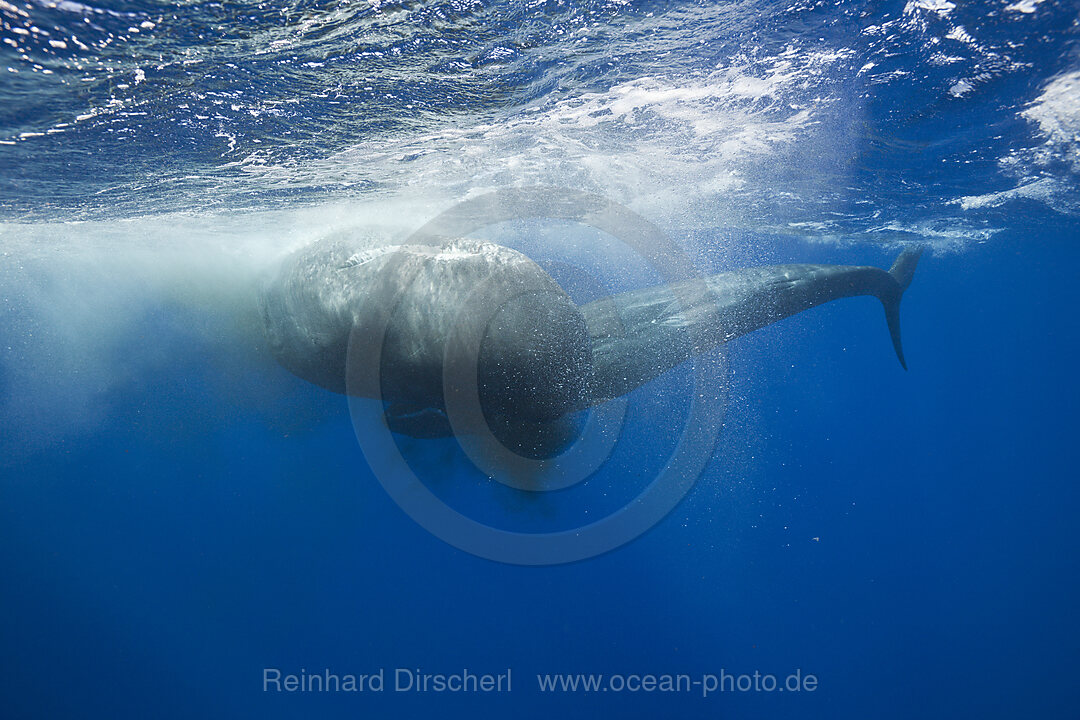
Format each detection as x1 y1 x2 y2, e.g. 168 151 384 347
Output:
259 234 921 457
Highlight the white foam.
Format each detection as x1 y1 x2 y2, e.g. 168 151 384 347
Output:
1005 0 1046 13
1022 69 1080 169
953 178 1058 210
945 25 975 44
904 0 956 16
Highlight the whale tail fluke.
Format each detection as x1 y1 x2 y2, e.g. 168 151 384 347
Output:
889 246 922 292
883 247 924 371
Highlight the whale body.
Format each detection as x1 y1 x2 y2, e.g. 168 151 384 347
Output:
259 234 921 456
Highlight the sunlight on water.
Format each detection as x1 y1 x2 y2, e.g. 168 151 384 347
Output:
2 0 1077 244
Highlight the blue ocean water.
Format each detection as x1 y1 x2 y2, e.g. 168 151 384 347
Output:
1 0 1078 718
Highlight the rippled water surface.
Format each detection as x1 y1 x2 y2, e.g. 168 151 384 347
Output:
2 0 1077 242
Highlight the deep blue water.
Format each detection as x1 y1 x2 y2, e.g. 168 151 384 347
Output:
2 1 1079 718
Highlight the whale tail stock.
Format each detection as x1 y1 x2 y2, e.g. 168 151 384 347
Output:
884 246 923 371
580 246 924 405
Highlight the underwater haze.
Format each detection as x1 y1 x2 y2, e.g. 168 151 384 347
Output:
2 0 1079 718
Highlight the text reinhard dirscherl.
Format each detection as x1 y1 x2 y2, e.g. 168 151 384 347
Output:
262 668 819 697
263 668 512 694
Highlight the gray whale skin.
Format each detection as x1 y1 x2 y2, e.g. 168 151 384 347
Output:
260 236 921 458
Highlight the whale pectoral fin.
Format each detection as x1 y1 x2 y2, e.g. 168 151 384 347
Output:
384 403 454 438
